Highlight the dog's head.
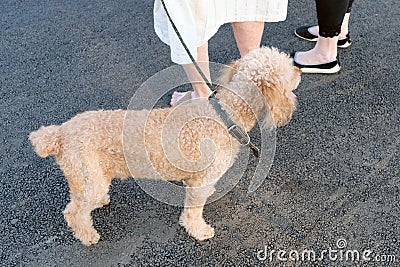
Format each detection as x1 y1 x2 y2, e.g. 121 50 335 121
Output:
222 47 301 127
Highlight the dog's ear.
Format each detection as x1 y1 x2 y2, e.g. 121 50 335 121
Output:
260 75 297 127
217 61 238 86
258 70 284 105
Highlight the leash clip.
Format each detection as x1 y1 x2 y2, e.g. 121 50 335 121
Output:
227 124 250 146
228 124 260 158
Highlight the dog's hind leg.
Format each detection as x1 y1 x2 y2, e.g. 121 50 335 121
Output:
61 153 112 246
64 198 101 246
63 179 111 246
179 183 216 241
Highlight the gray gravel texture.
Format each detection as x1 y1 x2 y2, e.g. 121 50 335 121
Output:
1 0 399 266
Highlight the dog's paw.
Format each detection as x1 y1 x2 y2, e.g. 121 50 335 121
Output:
192 223 215 241
180 215 215 241
76 229 100 246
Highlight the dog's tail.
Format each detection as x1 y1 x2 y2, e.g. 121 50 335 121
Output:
29 125 61 157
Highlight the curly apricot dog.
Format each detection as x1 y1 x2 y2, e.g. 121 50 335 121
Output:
29 47 301 246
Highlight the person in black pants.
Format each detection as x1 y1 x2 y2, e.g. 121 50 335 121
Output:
293 0 355 74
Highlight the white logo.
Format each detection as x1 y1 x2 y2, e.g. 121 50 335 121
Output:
257 238 396 263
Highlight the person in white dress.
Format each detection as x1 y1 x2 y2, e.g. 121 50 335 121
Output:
154 0 288 105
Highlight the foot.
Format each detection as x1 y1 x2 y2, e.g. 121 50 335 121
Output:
170 91 210 106
293 51 340 74
170 91 193 106
308 25 319 38
295 25 351 48
294 49 336 67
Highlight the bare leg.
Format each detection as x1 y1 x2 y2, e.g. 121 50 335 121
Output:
232 21 264 57
170 42 212 106
339 12 351 38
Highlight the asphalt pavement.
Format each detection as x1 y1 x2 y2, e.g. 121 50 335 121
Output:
1 0 399 266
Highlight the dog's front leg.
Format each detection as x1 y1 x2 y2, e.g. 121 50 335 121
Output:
179 183 215 241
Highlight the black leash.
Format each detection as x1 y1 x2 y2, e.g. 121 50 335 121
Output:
160 0 259 157
208 92 260 157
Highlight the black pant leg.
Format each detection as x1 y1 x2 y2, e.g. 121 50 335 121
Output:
316 0 349 37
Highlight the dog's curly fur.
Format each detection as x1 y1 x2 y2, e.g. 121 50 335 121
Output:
29 47 301 246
